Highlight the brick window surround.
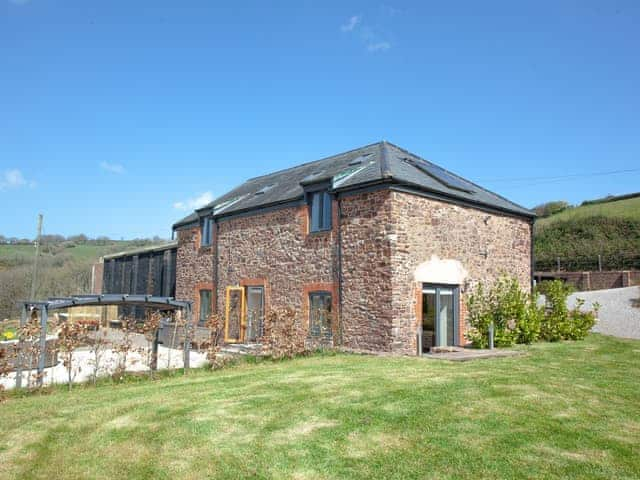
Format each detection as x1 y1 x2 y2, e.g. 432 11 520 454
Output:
299 199 339 238
194 282 214 325
302 282 339 338
239 277 270 312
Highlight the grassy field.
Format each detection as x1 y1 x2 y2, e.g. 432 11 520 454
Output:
1 334 639 479
0 241 158 267
536 196 640 230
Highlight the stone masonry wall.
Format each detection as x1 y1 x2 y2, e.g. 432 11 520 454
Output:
339 190 395 352
175 227 214 316
174 188 532 354
389 191 533 354
215 202 339 340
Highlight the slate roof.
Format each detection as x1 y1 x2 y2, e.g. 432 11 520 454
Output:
173 141 534 228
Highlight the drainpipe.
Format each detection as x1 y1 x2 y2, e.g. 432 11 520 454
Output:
336 197 343 346
530 219 535 292
213 220 219 313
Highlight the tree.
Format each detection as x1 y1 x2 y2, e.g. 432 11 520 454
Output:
533 200 572 218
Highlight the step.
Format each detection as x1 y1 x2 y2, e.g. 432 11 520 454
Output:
219 343 263 356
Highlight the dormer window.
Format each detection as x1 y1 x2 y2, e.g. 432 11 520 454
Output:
309 190 332 232
200 217 213 246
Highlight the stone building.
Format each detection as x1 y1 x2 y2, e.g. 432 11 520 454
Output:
170 141 534 355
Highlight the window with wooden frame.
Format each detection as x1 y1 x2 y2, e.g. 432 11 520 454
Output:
309 291 332 337
198 289 212 326
200 217 213 246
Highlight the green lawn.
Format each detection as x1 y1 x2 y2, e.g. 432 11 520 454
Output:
1 335 639 479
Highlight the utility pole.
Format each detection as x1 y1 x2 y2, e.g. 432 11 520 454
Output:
30 214 43 300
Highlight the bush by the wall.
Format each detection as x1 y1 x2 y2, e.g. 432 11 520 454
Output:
467 277 543 348
467 278 597 348
537 280 597 341
261 307 308 359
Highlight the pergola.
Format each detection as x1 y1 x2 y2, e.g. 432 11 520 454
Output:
15 294 193 388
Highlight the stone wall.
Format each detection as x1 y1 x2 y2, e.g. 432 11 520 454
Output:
175 228 214 315
389 191 532 354
174 188 533 355
215 202 339 340
534 270 640 291
339 190 395 352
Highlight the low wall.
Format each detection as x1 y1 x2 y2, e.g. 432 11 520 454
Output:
535 270 640 291
568 286 640 340
0 338 59 371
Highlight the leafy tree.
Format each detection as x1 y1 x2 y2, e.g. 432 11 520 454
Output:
533 200 572 218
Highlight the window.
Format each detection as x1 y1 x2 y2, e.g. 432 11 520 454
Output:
309 191 332 232
199 289 212 326
200 217 213 246
309 291 332 337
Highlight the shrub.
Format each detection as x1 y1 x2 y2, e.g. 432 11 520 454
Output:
467 277 543 348
205 313 228 370
533 200 572 218
538 280 597 341
262 307 307 360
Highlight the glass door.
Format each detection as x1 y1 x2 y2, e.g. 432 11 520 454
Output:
225 286 245 343
422 284 459 351
245 286 264 343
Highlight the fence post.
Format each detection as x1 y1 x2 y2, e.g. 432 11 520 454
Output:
15 304 27 389
556 257 561 272
151 328 159 371
598 254 602 272
183 306 191 374
416 325 423 356
37 306 48 388
488 322 495 350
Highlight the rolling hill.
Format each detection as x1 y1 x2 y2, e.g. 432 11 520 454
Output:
534 195 640 271
535 195 640 230
0 238 165 320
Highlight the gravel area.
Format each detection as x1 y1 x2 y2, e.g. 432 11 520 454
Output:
568 286 640 340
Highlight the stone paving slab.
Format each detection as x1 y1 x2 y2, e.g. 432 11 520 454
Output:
422 349 525 361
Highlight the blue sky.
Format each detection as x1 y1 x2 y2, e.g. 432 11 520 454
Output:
1 0 639 239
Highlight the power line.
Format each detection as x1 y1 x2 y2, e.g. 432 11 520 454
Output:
478 167 640 185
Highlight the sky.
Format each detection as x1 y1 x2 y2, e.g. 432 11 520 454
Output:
1 0 639 239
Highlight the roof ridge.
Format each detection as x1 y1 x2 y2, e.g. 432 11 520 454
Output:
379 141 391 178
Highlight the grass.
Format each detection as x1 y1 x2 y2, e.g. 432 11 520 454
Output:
0 241 156 267
1 334 639 479
536 196 640 229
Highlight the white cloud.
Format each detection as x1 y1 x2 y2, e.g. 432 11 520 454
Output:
340 14 392 53
341 15 361 32
367 41 391 52
173 191 214 211
99 161 125 174
0 169 35 190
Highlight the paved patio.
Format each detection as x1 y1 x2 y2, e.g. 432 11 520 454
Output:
422 348 524 361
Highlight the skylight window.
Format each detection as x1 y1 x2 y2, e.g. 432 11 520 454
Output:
301 171 325 183
402 158 475 194
213 193 251 214
332 161 375 188
254 184 275 195
348 153 373 166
